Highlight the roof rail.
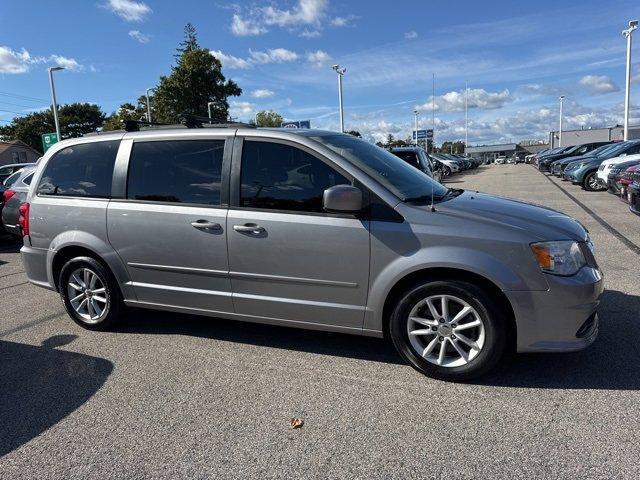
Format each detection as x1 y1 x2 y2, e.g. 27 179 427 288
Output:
179 113 256 129
123 119 170 132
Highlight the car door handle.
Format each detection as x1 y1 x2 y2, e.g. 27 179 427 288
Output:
191 220 222 230
233 223 265 234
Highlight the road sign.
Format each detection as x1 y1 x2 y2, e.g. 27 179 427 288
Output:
426 129 434 140
281 120 311 129
413 129 427 140
41 132 59 152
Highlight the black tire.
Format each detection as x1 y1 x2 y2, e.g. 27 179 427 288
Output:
582 171 604 191
389 280 507 381
58 256 123 331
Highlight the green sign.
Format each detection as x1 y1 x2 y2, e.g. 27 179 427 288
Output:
41 132 59 152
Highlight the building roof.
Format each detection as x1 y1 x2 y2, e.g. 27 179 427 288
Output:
0 140 41 156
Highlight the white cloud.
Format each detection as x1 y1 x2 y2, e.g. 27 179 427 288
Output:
105 0 151 22
300 29 321 38
0 46 31 74
210 50 252 69
330 16 348 27
306 50 331 67
48 55 83 71
230 14 267 36
579 75 619 94
128 30 150 43
230 101 256 117
262 0 328 27
251 89 275 98
405 31 418 39
249 48 298 64
416 88 513 112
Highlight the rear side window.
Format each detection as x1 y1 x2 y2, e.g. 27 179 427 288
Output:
37 141 119 197
3 170 22 187
240 140 350 213
127 140 224 205
393 151 421 169
23 173 34 185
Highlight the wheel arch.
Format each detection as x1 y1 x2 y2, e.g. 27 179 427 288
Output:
380 267 517 352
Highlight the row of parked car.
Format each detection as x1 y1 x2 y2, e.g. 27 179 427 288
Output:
532 139 640 214
0 162 37 237
389 146 482 182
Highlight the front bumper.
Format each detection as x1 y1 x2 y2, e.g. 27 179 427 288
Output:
505 266 603 353
606 178 621 194
629 185 640 216
563 170 579 182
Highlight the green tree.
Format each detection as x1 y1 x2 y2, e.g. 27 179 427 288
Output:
103 100 148 131
152 24 242 123
255 110 283 127
0 103 105 152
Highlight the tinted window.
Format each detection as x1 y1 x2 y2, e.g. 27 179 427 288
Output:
240 141 350 213
3 170 22 187
128 140 224 205
393 151 421 169
23 173 33 186
37 141 119 197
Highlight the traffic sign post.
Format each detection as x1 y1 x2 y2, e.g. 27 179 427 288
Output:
41 132 59 152
413 129 427 140
281 120 311 129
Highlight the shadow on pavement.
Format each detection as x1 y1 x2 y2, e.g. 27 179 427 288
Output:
0 335 113 457
0 233 21 253
477 289 640 390
115 309 404 366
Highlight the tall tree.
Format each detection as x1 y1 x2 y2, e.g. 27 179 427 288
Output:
103 102 148 131
254 110 283 127
0 103 105 152
152 24 242 123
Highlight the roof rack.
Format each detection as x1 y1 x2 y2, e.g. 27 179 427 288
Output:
179 113 256 129
123 119 169 132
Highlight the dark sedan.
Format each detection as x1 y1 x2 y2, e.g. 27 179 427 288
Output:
538 142 611 172
628 170 640 215
551 143 619 177
606 159 640 194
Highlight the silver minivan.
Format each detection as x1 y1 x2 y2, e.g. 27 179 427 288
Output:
20 126 603 380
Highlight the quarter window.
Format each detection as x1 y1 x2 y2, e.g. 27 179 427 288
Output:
127 140 225 205
37 141 119 197
240 141 350 213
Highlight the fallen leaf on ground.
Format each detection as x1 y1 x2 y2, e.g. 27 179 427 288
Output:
290 418 304 429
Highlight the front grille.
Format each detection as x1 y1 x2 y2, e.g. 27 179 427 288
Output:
576 313 598 339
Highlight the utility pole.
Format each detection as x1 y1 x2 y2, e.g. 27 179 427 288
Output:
623 20 638 141
48 67 64 140
432 73 435 153
332 64 346 132
558 95 565 147
146 88 154 122
414 109 419 146
465 81 469 150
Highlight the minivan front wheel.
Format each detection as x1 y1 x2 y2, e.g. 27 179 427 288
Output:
59 256 123 331
389 280 506 381
583 171 604 191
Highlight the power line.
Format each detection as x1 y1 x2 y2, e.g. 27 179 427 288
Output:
0 91 48 103
0 100 45 109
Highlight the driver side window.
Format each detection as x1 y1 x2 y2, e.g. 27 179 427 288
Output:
240 140 350 213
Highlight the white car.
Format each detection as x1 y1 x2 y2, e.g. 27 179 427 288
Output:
596 153 640 185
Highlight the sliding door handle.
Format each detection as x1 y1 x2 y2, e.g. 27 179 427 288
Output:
233 223 265 234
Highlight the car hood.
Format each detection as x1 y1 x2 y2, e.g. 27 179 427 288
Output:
434 191 587 241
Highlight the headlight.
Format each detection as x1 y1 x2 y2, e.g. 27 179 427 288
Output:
530 241 586 276
610 168 621 174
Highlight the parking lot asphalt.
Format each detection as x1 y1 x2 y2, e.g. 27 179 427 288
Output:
1 164 640 479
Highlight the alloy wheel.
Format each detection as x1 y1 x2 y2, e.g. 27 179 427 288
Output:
406 294 485 368
67 267 109 323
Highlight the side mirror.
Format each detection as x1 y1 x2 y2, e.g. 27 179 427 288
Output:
323 185 362 213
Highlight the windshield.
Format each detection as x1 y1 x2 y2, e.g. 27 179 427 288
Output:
311 134 449 201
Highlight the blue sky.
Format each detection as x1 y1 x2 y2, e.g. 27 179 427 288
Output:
1 0 639 145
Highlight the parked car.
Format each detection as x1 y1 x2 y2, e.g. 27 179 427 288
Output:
628 170 640 215
20 127 602 381
0 162 34 183
1 165 36 237
494 156 507 164
538 142 611 172
430 154 461 175
619 164 640 201
550 143 619 177
605 159 640 195
597 153 640 188
562 140 640 190
391 146 443 182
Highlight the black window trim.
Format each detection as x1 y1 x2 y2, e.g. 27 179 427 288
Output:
117 137 232 208
229 136 361 218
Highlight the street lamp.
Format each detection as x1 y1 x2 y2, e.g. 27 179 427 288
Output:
48 66 64 140
414 109 419 146
332 64 346 133
146 88 154 122
465 81 469 149
623 20 638 141
558 95 565 147
208 102 216 124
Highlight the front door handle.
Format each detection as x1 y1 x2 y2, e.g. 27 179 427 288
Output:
233 223 265 234
191 220 222 230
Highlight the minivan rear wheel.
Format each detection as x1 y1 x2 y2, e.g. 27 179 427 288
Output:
59 256 123 331
389 280 506 381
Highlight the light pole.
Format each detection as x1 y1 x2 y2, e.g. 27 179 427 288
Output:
208 102 216 124
558 95 565 147
414 109 419 146
146 88 154 122
623 20 638 141
332 64 346 132
432 73 435 153
48 66 64 140
465 81 469 149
